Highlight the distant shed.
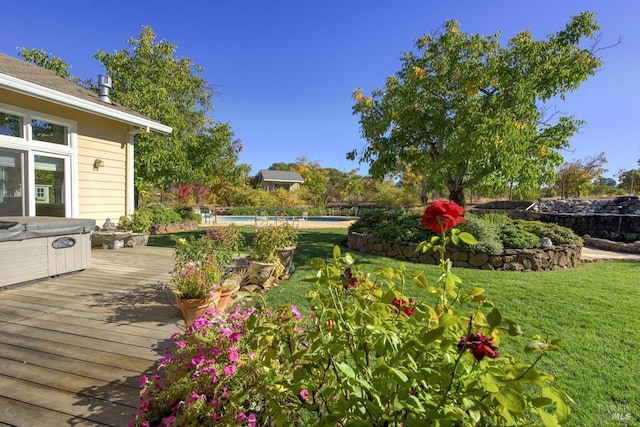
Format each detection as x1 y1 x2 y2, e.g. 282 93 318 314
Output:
258 170 304 192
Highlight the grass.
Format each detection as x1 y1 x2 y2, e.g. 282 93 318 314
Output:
149 227 639 426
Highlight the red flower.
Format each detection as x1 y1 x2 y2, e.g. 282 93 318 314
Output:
457 333 499 361
343 268 357 289
420 199 465 233
392 297 415 317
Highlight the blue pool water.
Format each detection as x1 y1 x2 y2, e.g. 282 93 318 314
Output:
216 216 353 223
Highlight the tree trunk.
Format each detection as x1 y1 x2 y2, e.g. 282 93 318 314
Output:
448 188 466 208
420 175 429 206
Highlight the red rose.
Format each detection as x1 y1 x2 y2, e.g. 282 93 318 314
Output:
420 199 465 233
457 333 499 361
392 297 415 317
343 268 357 289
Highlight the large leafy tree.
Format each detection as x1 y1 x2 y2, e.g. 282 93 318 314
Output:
350 12 604 206
20 29 246 203
93 26 245 198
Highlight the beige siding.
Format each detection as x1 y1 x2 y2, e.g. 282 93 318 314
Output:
77 115 129 226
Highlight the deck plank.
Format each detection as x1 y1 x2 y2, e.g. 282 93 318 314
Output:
0 245 181 426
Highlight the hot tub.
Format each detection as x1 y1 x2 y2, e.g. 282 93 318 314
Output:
0 216 95 287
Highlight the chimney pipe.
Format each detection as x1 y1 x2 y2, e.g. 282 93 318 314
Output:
98 75 112 103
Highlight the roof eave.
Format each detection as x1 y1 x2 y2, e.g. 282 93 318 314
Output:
262 179 304 183
0 73 173 134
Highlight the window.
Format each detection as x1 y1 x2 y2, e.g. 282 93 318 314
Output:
0 112 23 137
0 104 76 217
0 149 25 216
31 119 67 145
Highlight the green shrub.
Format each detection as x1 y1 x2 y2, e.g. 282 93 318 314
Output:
457 217 504 253
515 220 583 246
476 212 512 227
147 206 183 225
377 212 433 243
501 222 541 249
119 208 153 233
349 209 401 236
175 206 202 222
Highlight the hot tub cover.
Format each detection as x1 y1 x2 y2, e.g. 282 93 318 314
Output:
0 216 96 242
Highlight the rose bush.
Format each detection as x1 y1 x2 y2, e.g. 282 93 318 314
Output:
132 199 570 426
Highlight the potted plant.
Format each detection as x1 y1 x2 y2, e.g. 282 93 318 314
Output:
203 225 245 267
247 224 299 286
215 266 247 313
170 261 222 328
120 208 153 247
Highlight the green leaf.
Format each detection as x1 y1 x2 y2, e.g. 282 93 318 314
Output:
537 410 562 427
531 397 554 408
543 387 571 423
480 373 502 393
333 245 341 259
495 388 526 413
525 340 549 353
497 319 524 336
458 231 478 244
343 253 355 265
405 395 425 412
335 361 356 379
487 308 502 328
422 326 444 343
389 367 408 382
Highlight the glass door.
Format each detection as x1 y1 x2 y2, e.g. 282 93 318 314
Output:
34 154 67 217
0 149 25 216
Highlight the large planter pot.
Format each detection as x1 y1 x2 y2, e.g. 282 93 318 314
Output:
174 294 219 328
277 245 296 277
247 261 277 287
92 231 131 249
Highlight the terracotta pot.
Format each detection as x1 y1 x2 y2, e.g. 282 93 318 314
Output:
215 289 237 313
174 294 219 328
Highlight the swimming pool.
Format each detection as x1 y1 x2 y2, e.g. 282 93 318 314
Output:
216 216 353 223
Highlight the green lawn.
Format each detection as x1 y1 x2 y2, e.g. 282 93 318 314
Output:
150 227 640 426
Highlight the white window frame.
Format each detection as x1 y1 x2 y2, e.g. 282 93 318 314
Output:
0 102 78 217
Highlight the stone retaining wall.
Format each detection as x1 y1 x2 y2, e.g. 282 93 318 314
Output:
347 232 581 271
471 196 640 242
583 237 640 254
151 220 200 234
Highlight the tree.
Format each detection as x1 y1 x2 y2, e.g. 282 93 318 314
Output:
19 48 74 81
618 168 640 194
350 12 604 207
291 157 330 207
21 28 247 204
554 152 607 198
94 26 247 199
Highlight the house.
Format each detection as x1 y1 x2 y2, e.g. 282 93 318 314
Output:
0 52 172 226
257 169 304 192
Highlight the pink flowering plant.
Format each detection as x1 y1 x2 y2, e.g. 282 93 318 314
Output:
170 260 222 299
130 306 267 427
173 225 244 269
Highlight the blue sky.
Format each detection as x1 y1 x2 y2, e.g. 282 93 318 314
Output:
1 0 638 180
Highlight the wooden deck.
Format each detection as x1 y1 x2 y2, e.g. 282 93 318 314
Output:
0 246 182 427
